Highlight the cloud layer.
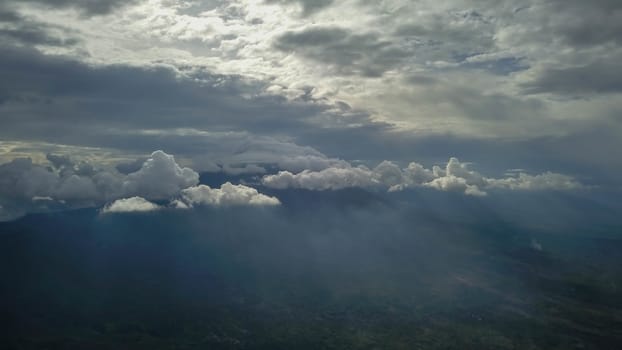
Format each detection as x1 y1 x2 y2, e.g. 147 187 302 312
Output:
179 183 281 207
0 150 279 220
0 0 620 216
0 146 588 221
263 157 584 196
0 150 198 203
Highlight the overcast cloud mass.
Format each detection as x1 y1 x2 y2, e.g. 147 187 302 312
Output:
0 0 621 217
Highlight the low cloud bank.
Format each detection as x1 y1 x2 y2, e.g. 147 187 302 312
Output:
102 183 280 214
179 183 280 207
263 157 585 196
0 150 587 220
0 150 280 219
0 150 198 203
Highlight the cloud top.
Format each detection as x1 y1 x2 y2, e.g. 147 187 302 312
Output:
123 151 199 200
102 196 160 213
0 149 587 221
179 182 281 207
0 150 279 219
263 157 585 196
262 167 379 191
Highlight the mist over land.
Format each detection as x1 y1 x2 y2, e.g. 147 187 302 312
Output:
2 182 622 348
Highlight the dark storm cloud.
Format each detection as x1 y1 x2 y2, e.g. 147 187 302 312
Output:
462 57 529 76
1 0 620 194
543 0 622 47
265 0 334 15
7 0 142 16
0 44 334 151
0 9 20 22
0 27 79 47
275 26 409 77
0 45 618 190
0 7 80 47
521 61 622 95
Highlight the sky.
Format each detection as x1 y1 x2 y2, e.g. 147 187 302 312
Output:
0 0 621 219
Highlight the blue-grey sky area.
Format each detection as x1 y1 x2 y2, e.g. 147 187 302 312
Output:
0 0 621 219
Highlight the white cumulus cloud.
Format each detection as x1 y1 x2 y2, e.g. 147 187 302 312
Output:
179 182 281 207
262 166 380 191
122 150 199 199
0 150 200 204
424 176 488 197
263 157 586 196
102 197 161 213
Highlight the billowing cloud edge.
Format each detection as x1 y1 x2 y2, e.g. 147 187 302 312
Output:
0 149 587 221
101 196 161 214
177 182 281 207
0 150 281 220
100 181 280 215
262 157 586 196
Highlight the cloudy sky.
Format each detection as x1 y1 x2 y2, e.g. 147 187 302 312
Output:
0 0 621 219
